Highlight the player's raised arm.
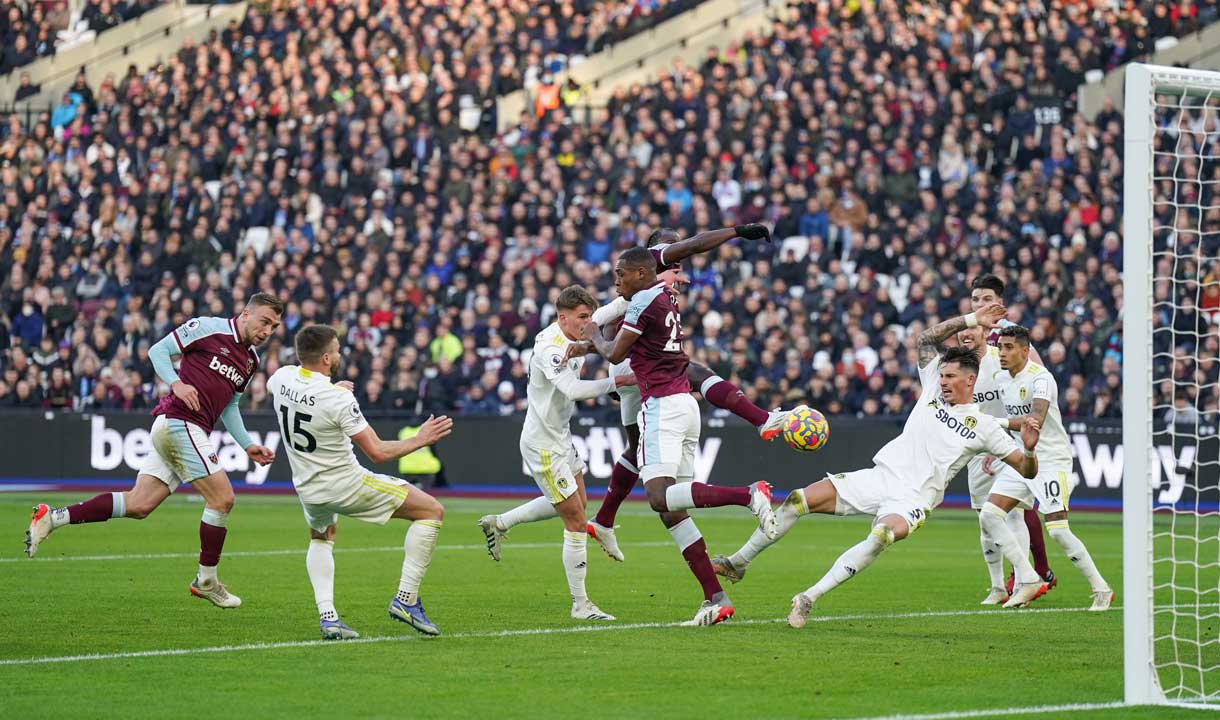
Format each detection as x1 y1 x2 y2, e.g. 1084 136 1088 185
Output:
657 224 770 265
352 415 454 465
916 303 1005 367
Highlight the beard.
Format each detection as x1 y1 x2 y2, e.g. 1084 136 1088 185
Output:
328 356 344 380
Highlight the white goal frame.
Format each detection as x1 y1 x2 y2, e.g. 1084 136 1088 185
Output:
1123 62 1220 709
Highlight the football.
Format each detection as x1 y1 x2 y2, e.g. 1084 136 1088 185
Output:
781 407 830 452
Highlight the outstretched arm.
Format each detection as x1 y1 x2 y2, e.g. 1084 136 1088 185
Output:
659 224 770 264
351 415 454 464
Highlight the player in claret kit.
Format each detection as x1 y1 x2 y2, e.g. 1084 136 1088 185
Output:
578 246 778 626
582 225 805 562
25 293 284 609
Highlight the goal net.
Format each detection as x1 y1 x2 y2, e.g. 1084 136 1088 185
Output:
1124 63 1220 708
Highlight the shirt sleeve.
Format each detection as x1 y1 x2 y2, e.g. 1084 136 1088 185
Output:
334 389 370 438
539 347 616 399
982 418 1021 459
592 296 629 326
622 293 653 335
1031 374 1056 405
917 355 941 399
171 317 231 351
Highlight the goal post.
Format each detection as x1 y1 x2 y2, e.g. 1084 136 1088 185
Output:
1123 62 1220 709
1122 62 1157 707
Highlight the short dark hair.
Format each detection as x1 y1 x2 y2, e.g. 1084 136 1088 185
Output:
998 324 1032 347
618 246 656 271
646 227 680 246
295 324 339 364
556 285 597 312
248 292 285 316
970 274 1005 297
940 346 980 375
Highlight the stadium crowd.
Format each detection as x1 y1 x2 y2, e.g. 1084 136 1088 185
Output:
1 0 167 78
0 0 1217 427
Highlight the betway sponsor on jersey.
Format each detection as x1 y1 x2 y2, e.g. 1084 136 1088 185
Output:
209 356 246 386
89 416 280 484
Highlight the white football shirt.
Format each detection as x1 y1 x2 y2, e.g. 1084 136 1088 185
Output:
972 346 1006 419
999 361 1073 469
520 322 615 450
872 357 1022 509
267 365 370 504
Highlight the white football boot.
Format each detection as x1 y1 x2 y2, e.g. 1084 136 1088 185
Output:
681 599 734 626
788 593 814 629
1089 589 1115 612
980 587 1010 606
586 521 624 562
190 577 242 608
571 600 616 621
748 482 778 540
478 515 507 562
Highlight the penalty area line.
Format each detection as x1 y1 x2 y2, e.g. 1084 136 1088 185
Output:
0 605 1110 667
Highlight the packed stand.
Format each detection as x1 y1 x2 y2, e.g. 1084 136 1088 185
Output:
0 0 1217 429
1 0 165 78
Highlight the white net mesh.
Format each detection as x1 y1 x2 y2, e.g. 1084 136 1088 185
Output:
1149 80 1220 703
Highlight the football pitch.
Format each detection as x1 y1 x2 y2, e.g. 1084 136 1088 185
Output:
0 492 1200 719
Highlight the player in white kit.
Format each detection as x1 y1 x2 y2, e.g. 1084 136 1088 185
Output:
977 325 1114 611
477 286 636 620
965 274 1057 603
712 344 1046 627
267 325 454 639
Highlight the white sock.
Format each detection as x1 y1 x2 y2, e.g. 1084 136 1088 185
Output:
1007 508 1031 562
499 496 558 530
732 488 807 567
664 483 696 512
980 503 1038 584
198 563 218 583
980 528 1004 589
803 526 887 604
397 519 442 604
306 539 337 620
1047 520 1109 592
562 530 588 604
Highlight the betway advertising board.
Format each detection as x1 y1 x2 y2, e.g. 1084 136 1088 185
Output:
0 412 1210 510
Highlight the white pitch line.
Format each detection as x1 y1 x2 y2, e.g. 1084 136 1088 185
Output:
0 605 1110 668
830 701 1131 720
1 540 680 564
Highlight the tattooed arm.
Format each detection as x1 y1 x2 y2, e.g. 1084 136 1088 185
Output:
917 315 971 368
916 302 1006 368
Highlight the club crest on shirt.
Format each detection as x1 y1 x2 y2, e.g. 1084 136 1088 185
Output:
1019 387 1027 401
208 454 218 464
558 477 568 489
964 416 977 430
246 358 255 374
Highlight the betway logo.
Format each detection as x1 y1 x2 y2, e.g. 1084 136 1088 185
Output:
521 426 721 484
89 416 280 485
209 356 245 386
1072 434 1197 504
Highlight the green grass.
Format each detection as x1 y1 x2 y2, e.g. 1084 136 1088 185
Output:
0 492 1207 719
